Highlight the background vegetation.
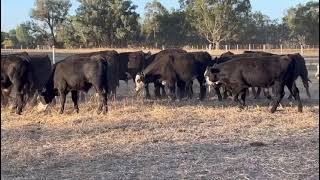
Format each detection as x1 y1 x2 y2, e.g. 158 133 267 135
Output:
1 0 319 49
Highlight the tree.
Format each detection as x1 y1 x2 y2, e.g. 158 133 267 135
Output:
31 0 71 46
75 0 140 47
1 32 9 46
284 1 319 45
8 29 19 47
182 0 251 49
16 23 34 47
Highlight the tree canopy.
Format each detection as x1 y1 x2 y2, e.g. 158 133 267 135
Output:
2 0 319 49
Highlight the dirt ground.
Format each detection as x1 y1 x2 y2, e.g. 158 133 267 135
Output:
1 51 319 179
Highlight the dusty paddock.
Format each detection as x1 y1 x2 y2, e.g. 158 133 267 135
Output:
1 92 319 179
1 49 319 179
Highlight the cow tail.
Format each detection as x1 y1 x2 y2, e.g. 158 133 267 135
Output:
102 60 109 95
300 62 311 98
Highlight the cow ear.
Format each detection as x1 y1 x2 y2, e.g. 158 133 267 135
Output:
210 68 220 74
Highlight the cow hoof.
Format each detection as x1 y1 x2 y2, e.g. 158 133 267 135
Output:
270 108 276 113
298 108 303 113
59 111 64 114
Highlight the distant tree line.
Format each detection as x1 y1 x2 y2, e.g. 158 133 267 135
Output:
1 0 319 49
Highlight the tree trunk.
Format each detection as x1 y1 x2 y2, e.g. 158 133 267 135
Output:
49 25 56 47
215 41 220 50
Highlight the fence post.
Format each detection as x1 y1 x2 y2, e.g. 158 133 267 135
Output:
249 44 251 51
52 45 55 64
236 44 238 51
280 44 283 54
225 45 228 52
300 45 303 54
263 44 266 51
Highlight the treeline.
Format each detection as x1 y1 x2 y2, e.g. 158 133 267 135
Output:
1 0 319 49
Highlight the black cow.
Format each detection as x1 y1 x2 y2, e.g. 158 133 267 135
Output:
1 52 30 114
179 51 223 99
135 51 207 100
205 55 303 113
40 54 109 114
65 50 119 98
133 49 187 99
27 54 52 106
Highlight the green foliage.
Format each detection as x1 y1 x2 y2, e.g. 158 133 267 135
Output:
283 1 319 45
31 0 71 46
1 32 9 45
2 0 318 48
2 39 14 48
75 0 140 47
16 23 34 47
183 0 251 49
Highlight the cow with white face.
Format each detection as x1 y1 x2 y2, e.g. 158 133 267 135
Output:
135 73 145 93
204 66 224 101
316 64 319 80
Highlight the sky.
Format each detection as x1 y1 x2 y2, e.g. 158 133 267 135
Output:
1 0 311 32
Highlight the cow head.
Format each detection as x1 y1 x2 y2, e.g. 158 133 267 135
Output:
135 72 145 93
40 87 58 104
204 66 222 87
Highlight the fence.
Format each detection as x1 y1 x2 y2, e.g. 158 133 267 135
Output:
1 43 319 61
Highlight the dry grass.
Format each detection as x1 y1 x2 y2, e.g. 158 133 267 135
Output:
2 47 319 57
1 94 319 179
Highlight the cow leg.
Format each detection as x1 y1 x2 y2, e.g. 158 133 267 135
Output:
223 86 229 99
1 90 9 107
97 90 108 115
213 86 222 101
301 78 311 99
154 83 161 99
177 80 186 100
168 83 176 101
145 83 151 99
71 90 79 113
270 82 285 113
253 87 262 99
197 78 206 101
287 82 303 113
160 85 166 98
263 88 272 100
240 89 247 106
59 90 68 114
28 89 38 107
186 81 193 99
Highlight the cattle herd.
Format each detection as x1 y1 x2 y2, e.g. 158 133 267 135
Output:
1 49 318 115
